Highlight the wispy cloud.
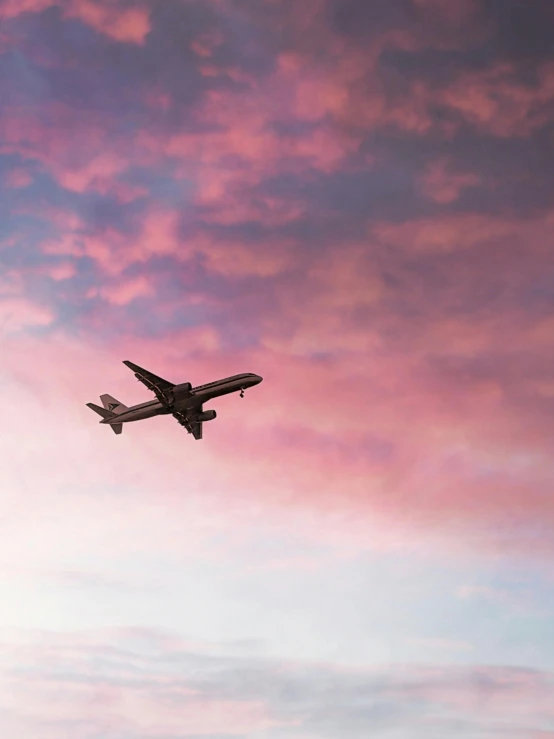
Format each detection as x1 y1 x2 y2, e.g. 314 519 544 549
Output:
1 628 553 739
0 0 151 43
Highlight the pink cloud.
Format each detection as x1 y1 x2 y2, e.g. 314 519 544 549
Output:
381 665 554 724
0 0 151 44
99 274 155 305
136 66 363 199
2 0 554 567
1 629 553 738
37 200 296 279
0 104 159 205
419 158 481 204
53 151 130 194
4 167 33 188
196 235 295 278
3 0 553 235
273 40 436 136
4 261 77 283
372 210 554 255
3 180 554 557
5 197 554 559
1 311 550 563
66 0 150 45
39 207 186 275
440 62 554 137
265 17 554 141
200 190 306 227
0 105 127 194
0 297 54 332
46 261 77 281
190 29 225 59
0 0 52 19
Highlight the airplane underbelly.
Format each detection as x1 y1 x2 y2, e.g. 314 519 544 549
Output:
121 405 163 422
212 386 236 398
174 398 194 411
195 387 233 401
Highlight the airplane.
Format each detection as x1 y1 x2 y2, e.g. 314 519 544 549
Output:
86 360 263 440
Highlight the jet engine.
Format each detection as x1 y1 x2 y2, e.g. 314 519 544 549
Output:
176 382 192 392
195 410 217 422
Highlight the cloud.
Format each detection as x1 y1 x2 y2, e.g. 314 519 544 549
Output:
1 628 553 739
97 274 155 305
4 166 34 189
0 0 151 44
0 296 54 332
66 0 151 45
438 61 554 137
419 158 481 204
3 200 554 565
0 304 552 566
2 0 554 566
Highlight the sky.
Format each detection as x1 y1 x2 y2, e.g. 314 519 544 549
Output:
1 0 554 736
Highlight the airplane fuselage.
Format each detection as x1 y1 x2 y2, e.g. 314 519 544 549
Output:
100 372 262 425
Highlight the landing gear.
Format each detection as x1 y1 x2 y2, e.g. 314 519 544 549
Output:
239 388 245 398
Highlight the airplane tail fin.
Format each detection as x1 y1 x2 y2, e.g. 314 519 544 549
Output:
86 402 124 435
100 394 128 414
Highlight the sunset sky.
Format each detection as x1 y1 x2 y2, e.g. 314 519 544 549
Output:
1 0 554 736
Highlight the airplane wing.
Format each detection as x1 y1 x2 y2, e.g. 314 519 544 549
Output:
122 360 175 405
173 408 203 440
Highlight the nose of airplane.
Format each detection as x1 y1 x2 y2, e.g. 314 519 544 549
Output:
253 374 263 384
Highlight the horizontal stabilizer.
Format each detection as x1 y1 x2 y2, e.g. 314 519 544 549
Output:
86 402 114 420
111 424 123 435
